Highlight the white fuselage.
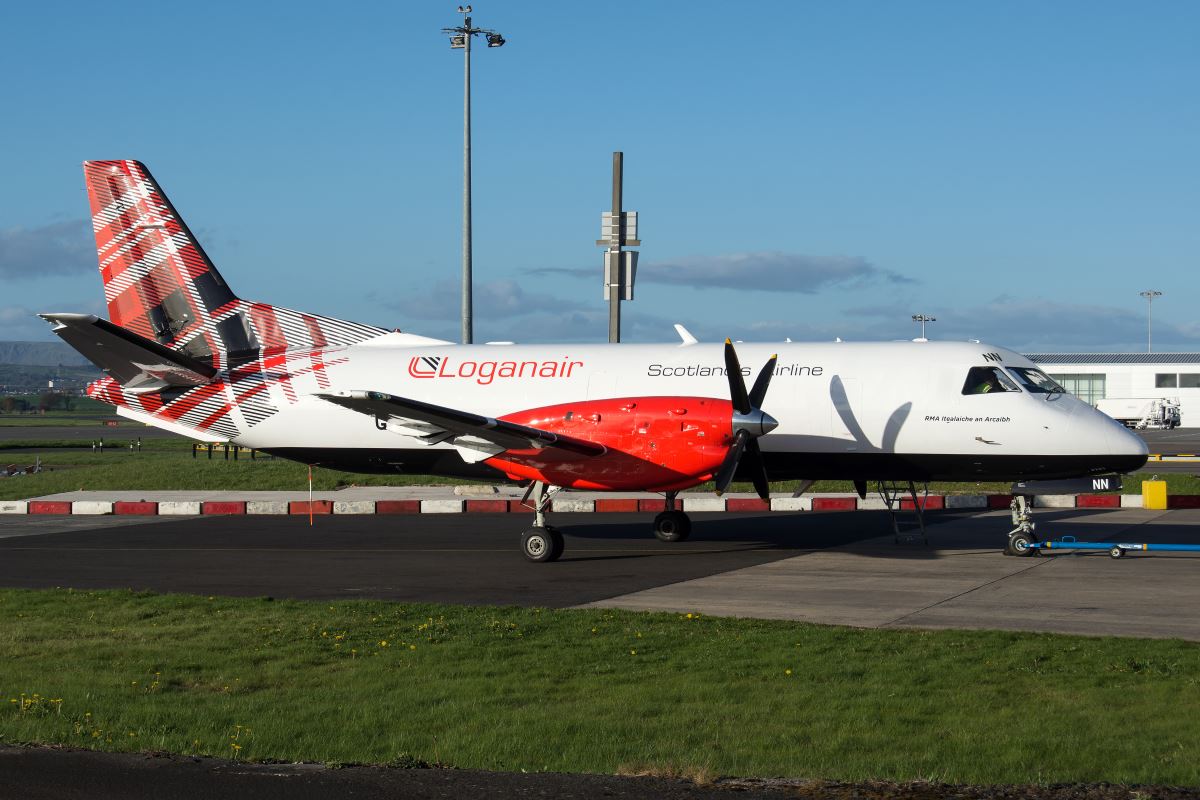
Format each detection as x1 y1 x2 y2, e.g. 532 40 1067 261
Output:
233 336 1147 483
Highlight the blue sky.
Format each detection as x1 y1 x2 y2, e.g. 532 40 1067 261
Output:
1 1 1197 352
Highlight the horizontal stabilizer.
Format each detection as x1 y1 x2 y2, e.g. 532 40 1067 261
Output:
40 313 218 394
317 390 607 457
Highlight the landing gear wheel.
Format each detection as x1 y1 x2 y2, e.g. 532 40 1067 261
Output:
653 510 692 542
522 526 564 563
1109 545 1125 559
1006 532 1036 557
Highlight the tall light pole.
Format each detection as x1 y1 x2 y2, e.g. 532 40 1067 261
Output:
443 5 505 344
911 314 935 340
1139 290 1162 353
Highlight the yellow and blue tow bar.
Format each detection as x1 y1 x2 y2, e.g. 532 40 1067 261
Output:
1030 535 1200 559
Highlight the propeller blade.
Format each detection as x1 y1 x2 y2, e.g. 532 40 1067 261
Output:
724 339 751 414
714 429 749 496
748 354 777 408
854 480 868 500
745 438 771 500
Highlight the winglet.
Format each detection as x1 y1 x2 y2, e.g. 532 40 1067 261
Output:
674 324 698 346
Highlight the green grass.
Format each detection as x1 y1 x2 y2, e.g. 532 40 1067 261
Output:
0 443 470 499
0 397 114 426
0 589 1197 784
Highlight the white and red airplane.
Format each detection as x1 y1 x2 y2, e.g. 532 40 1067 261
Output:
42 160 1148 561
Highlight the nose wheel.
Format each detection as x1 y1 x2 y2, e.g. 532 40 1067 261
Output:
1005 495 1039 557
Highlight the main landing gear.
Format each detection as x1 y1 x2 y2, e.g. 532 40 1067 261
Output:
520 481 564 563
653 491 692 542
518 485 695 562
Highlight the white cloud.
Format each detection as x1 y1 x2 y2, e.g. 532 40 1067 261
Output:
527 252 915 294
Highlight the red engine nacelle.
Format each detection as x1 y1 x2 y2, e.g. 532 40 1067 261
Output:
487 396 735 491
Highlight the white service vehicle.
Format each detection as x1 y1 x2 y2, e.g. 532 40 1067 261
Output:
1094 397 1181 430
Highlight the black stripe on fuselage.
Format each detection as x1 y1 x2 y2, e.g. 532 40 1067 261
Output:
259 447 1146 484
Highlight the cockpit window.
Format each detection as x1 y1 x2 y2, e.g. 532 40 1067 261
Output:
962 366 1021 395
1006 367 1065 394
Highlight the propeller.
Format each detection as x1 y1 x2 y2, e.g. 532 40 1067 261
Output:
714 339 779 500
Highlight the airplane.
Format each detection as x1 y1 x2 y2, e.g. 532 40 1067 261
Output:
42 160 1149 562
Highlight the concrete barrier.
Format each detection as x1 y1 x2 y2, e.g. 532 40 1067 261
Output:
160 501 201 515
769 497 812 512
420 500 464 514
202 502 246 515
72 501 114 515
114 501 157 515
465 500 508 513
1120 494 1144 509
682 497 725 512
857 497 890 511
29 501 71 515
1033 495 1075 508
595 499 639 513
726 498 770 512
289 501 332 515
551 498 595 513
376 500 421 514
946 495 988 509
0 501 28 514
246 501 288 515
333 501 376 515
813 497 856 511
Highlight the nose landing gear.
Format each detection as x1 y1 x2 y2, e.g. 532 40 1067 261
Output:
1005 495 1039 556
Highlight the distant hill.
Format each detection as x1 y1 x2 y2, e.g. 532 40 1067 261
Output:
0 341 92 367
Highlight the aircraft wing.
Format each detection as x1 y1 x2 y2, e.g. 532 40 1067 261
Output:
316 390 607 462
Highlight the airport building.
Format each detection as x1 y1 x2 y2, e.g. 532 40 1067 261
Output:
1024 353 1200 428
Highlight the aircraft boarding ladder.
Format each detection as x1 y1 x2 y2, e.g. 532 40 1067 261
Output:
877 481 929 544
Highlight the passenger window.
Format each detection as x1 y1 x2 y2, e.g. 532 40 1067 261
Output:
962 366 1020 395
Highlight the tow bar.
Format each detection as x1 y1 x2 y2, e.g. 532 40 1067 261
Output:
1029 535 1200 559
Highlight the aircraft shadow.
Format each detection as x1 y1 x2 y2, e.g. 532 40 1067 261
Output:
553 507 1198 563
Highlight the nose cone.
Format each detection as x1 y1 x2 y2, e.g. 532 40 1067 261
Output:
760 411 779 435
1106 418 1150 467
733 409 778 437
1081 407 1149 473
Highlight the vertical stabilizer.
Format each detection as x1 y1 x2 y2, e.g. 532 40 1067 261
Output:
85 160 235 356
82 160 388 370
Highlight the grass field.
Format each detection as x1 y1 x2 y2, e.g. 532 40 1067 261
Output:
1 589 1197 784
0 397 113 427
2 433 1198 499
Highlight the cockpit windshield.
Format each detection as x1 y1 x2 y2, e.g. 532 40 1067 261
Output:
1006 367 1065 394
962 366 1021 395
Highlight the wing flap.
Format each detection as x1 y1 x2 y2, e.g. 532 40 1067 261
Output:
317 390 606 457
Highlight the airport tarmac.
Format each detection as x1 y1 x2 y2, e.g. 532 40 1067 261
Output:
0 424 177 442
1 507 1197 640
